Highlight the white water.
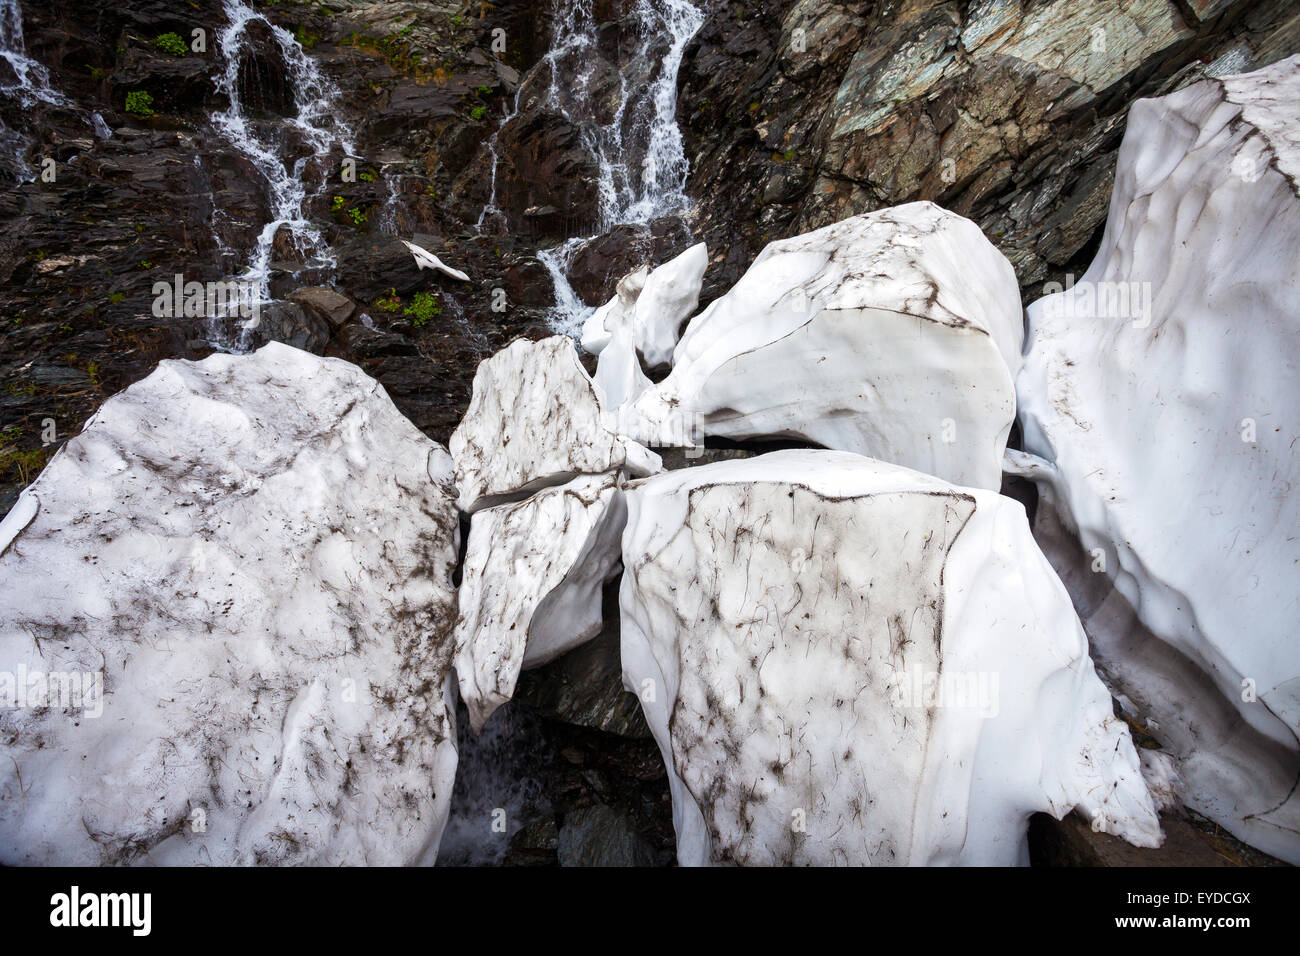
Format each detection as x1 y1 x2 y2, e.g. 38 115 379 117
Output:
480 0 704 336
0 0 107 181
209 0 355 350
437 702 548 866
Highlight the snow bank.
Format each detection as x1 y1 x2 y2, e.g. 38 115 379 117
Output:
628 203 1022 489
620 450 1161 865
1016 56 1300 863
454 472 626 733
0 343 463 865
449 335 660 513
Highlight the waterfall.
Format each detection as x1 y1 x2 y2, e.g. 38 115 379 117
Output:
437 702 548 866
475 85 523 232
480 0 704 337
209 0 355 351
0 0 107 182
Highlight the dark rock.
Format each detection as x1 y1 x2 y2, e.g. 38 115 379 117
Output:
333 236 430 305
255 301 329 354
557 804 657 867
501 254 556 307
491 108 602 240
504 815 559 867
677 0 1300 301
516 584 653 739
289 286 357 330
1029 810 1290 867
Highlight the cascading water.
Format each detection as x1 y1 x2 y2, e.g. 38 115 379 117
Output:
208 0 355 351
0 0 108 182
479 0 704 336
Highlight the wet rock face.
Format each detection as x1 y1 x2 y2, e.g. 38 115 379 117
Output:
557 804 658 866
491 108 602 240
0 0 555 515
678 0 1300 303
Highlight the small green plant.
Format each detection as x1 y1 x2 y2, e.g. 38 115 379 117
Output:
475 84 492 96
373 289 401 313
138 259 153 269
331 195 346 212
107 292 126 305
0 428 48 485
154 32 187 57
295 26 320 50
347 207 367 227
470 105 487 120
403 292 441 328
125 90 154 118
358 168 377 183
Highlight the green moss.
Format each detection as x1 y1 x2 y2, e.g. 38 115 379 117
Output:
125 90 154 117
373 289 401 313
403 292 441 328
0 431 48 484
342 32 422 76
154 32 187 57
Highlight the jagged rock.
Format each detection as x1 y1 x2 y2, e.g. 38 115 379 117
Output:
253 300 330 353
1014 57 1300 864
0 343 463 865
679 0 1300 298
288 286 356 329
490 108 602 239
629 203 1022 490
454 472 627 733
557 804 657 867
620 449 1162 865
449 335 661 513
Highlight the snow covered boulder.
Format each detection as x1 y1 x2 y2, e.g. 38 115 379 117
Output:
628 203 1023 490
581 265 648 355
1015 56 1300 863
619 450 1161 866
0 343 464 866
454 472 627 733
580 243 707 366
449 336 661 513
